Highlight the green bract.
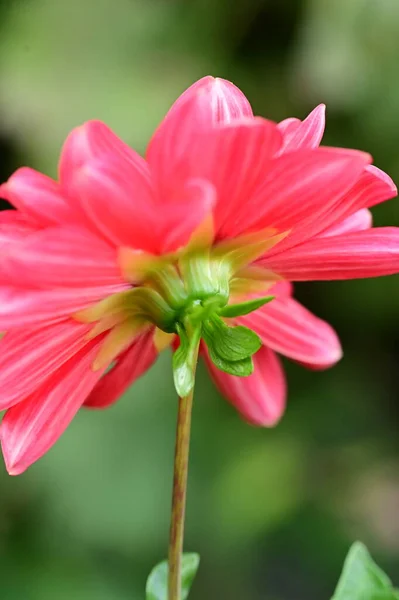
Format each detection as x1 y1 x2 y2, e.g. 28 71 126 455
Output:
220 295 274 318
202 316 261 361
173 323 202 397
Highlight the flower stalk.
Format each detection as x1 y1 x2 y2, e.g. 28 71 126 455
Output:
168 383 196 600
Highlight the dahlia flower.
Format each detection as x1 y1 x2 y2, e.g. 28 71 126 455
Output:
0 76 398 475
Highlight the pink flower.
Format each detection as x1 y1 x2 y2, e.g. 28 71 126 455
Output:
0 76 398 474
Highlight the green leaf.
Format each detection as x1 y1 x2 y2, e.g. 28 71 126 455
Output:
146 553 200 600
202 316 261 362
219 296 274 318
172 324 201 397
332 542 399 600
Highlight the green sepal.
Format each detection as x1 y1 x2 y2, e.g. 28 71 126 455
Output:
173 323 201 397
332 542 399 600
146 553 200 600
202 315 261 362
219 295 274 318
208 350 254 376
127 287 176 332
178 251 230 306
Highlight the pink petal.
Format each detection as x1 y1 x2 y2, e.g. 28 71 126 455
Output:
163 118 282 234
320 208 372 237
147 76 253 184
262 163 395 258
349 166 398 211
227 148 370 242
0 284 128 329
204 344 286 426
59 120 143 196
309 165 397 240
321 147 380 161
265 227 399 280
159 178 216 253
278 104 325 153
73 156 156 251
276 117 300 136
0 168 74 226
84 331 157 408
1 225 124 288
0 320 92 410
361 165 398 207
0 210 40 246
210 119 283 233
199 77 253 123
240 296 342 368
269 280 293 297
1 339 105 475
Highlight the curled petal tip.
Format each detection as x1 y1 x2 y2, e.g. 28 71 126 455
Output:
314 103 326 124
306 103 326 122
278 103 326 152
1 438 24 476
300 335 343 370
203 77 253 122
4 462 24 477
146 75 253 175
366 164 398 197
321 340 343 368
0 183 9 200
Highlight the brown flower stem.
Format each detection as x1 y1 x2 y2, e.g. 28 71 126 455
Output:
168 385 196 600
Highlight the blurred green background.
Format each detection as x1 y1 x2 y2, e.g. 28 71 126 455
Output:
0 0 398 598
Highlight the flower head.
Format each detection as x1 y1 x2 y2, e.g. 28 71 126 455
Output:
0 76 398 474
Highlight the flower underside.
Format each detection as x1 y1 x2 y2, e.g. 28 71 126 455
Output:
74 227 286 396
